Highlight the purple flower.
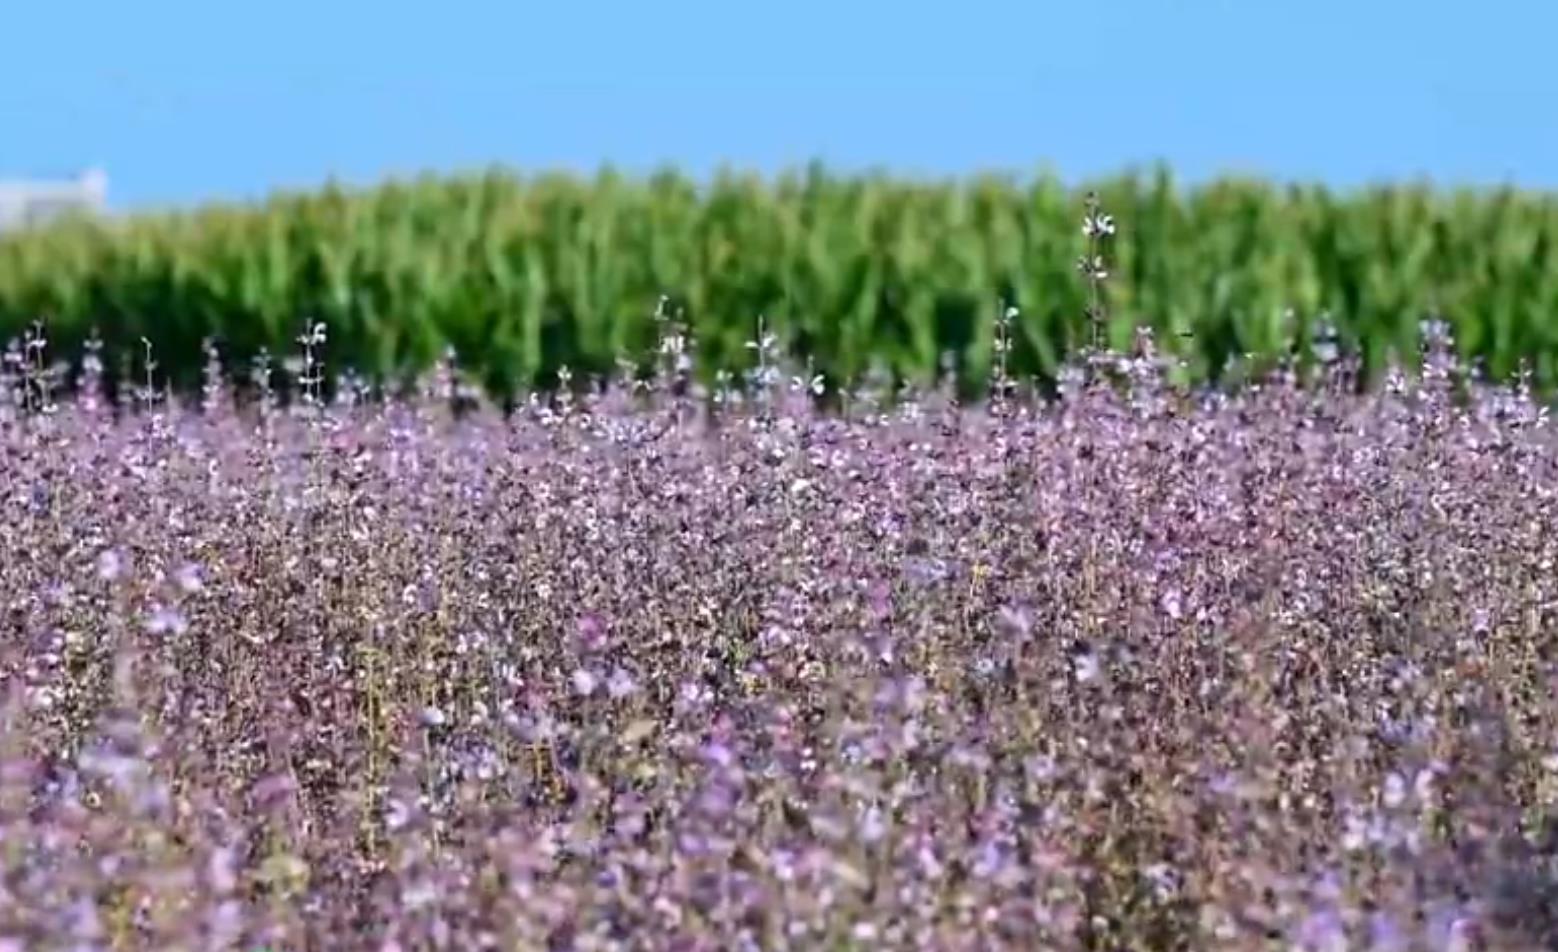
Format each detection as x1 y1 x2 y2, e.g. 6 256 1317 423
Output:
144 604 188 635
606 667 638 699
575 612 609 652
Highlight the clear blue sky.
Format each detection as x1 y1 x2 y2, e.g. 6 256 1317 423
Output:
4 0 1554 211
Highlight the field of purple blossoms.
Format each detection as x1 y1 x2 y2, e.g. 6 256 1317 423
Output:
2 325 1558 952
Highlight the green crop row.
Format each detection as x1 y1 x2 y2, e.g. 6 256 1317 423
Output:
3 164 1558 400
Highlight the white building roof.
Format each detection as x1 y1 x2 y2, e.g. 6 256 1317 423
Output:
0 168 108 232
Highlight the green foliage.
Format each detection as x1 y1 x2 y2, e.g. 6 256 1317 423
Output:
3 163 1558 399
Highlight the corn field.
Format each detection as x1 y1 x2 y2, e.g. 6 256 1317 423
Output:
2 164 1557 400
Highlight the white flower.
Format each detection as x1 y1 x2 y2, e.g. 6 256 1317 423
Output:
174 562 204 594
297 321 327 346
1073 652 1100 683
858 805 887 843
1342 813 1368 852
1083 214 1116 238
96 549 124 581
384 798 413 831
790 373 825 395
1382 772 1406 809
1075 255 1109 279
1142 862 1181 900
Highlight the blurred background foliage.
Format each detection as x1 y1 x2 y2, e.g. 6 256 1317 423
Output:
2 163 1556 402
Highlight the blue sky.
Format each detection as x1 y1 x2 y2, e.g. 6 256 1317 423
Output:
4 0 1554 210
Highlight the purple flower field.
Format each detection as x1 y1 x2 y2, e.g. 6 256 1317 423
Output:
2 327 1557 950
